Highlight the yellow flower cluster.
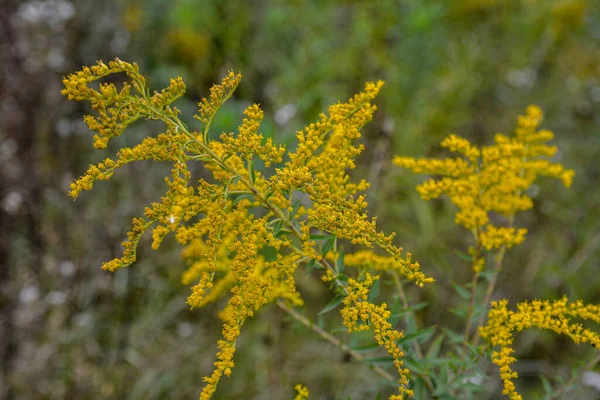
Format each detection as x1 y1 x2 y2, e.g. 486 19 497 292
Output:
293 384 309 400
101 217 153 272
195 71 241 127
272 80 431 286
63 59 430 399
340 274 412 399
61 59 186 149
395 105 574 271
181 196 228 309
69 130 187 198
480 297 600 400
199 218 281 400
326 249 425 284
221 104 285 167
266 83 382 216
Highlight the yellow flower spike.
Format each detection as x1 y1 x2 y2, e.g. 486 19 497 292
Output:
472 257 485 273
61 59 180 149
441 133 481 163
480 226 527 251
293 384 309 400
480 297 600 400
195 70 242 127
395 105 574 260
221 103 286 167
341 274 413 399
101 217 154 272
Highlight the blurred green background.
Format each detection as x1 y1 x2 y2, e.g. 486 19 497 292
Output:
1 0 599 399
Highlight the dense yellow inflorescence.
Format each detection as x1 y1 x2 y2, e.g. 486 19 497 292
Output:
394 105 574 272
480 298 600 400
341 274 412 399
195 71 241 127
293 384 310 400
331 249 422 276
63 59 431 399
221 103 285 167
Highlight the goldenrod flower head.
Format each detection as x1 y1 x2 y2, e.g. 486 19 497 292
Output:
341 273 413 399
480 297 600 400
61 59 186 149
220 103 286 167
195 71 242 127
394 106 574 271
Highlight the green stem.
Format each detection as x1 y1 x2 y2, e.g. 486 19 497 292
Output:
472 245 507 347
391 271 437 396
276 300 396 383
463 230 482 345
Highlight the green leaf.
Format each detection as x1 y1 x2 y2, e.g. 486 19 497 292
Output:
290 199 301 219
306 259 316 275
275 228 292 238
449 307 467 318
336 246 345 274
390 298 403 326
422 357 450 367
541 376 553 396
399 302 430 314
398 326 436 345
403 356 426 375
411 301 430 311
264 188 274 200
432 383 449 397
480 269 495 283
318 294 345 315
364 356 394 366
322 236 335 256
451 281 471 300
368 278 380 302
441 327 465 344
390 301 429 326
272 218 292 238
309 233 334 240
426 333 445 359
331 325 350 334
272 218 283 235
350 342 380 353
248 158 256 185
336 273 349 284
454 249 473 262
232 193 253 206
317 314 325 329
472 303 486 321
412 379 426 399
405 313 418 335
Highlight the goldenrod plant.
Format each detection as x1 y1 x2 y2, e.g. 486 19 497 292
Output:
395 107 598 398
63 59 598 399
